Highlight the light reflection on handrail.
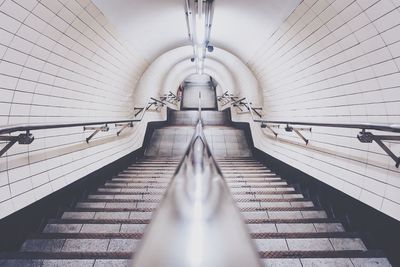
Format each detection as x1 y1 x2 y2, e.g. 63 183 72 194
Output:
132 95 262 267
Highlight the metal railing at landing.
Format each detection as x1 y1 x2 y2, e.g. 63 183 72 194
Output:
0 96 178 157
132 95 262 267
218 92 400 168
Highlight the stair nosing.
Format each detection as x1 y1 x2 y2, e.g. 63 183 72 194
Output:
26 232 360 240
0 250 386 260
48 218 339 225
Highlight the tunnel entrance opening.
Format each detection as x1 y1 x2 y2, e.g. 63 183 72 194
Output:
180 74 218 110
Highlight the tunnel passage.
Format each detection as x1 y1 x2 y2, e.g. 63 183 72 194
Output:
180 74 218 110
145 110 251 158
0 0 399 266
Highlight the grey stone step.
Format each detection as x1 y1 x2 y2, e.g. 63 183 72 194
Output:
61 211 154 220
20 238 140 253
109 177 285 183
20 233 364 254
61 209 325 222
42 222 343 234
105 180 287 186
89 192 303 198
84 195 310 202
102 183 290 189
0 253 389 267
242 210 328 220
223 170 273 174
74 200 313 210
94 187 296 194
248 223 344 233
220 166 270 170
2 156 390 266
70 206 323 213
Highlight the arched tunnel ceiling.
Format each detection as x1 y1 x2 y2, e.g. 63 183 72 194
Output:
92 0 301 63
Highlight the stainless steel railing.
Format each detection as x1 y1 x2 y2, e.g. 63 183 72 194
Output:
132 96 262 267
218 93 400 167
0 97 172 156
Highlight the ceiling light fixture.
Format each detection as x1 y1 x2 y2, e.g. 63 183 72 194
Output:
185 0 214 74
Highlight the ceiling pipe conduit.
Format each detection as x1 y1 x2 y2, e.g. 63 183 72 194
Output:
132 94 262 267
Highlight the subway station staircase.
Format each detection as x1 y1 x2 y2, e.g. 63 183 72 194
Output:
0 111 392 267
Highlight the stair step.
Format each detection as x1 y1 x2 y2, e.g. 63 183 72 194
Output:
60 210 327 221
0 250 387 260
19 237 365 254
74 201 314 209
42 223 344 234
103 183 290 188
25 232 359 241
102 182 287 188
242 210 328 220
71 206 323 213
83 197 310 203
48 218 340 225
255 238 367 252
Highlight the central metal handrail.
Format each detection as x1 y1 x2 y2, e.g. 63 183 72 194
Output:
132 96 261 267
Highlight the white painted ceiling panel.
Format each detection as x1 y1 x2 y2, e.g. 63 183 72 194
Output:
92 0 300 63
211 0 301 63
93 0 189 61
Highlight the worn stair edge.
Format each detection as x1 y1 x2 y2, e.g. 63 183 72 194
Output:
80 197 311 203
88 190 300 195
69 206 322 212
0 250 387 260
47 218 340 224
26 232 361 240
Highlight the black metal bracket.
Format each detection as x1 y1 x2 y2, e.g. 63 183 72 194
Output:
285 125 312 145
134 108 144 117
115 122 133 136
232 100 263 118
147 97 166 111
250 106 263 118
0 132 34 157
161 91 180 105
217 91 238 106
358 130 400 168
261 123 278 137
84 125 109 143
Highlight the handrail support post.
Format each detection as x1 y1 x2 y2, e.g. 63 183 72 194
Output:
134 108 144 117
358 130 400 168
84 125 109 143
286 125 311 145
261 123 278 137
0 131 34 157
116 122 133 136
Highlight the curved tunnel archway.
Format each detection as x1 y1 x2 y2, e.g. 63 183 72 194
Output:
0 0 398 228
133 46 262 107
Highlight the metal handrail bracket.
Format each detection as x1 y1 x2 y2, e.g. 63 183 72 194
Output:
0 97 169 156
218 95 400 168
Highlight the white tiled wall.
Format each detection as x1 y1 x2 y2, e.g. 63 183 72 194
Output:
0 0 155 219
246 0 400 220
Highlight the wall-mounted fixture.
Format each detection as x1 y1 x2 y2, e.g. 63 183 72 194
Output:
185 0 214 75
218 94 400 168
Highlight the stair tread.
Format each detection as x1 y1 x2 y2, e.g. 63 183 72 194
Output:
5 155 390 265
0 250 387 259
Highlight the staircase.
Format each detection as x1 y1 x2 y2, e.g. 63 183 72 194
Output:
0 112 392 266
